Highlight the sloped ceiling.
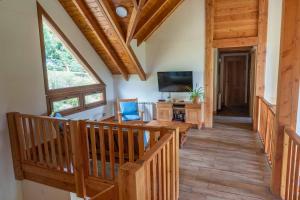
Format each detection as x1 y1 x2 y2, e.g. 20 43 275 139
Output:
59 0 184 80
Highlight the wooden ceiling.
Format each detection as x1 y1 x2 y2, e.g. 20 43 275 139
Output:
59 0 184 80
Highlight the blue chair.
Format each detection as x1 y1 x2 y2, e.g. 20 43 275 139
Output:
117 98 144 123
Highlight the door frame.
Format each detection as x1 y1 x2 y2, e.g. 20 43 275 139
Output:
220 53 249 108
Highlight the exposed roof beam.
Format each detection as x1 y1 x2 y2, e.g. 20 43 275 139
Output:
132 0 139 9
98 0 147 81
72 0 129 80
134 0 184 45
126 0 146 45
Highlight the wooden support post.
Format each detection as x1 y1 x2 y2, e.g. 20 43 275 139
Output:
253 0 268 131
70 121 86 198
119 162 145 200
204 0 214 128
271 0 300 195
7 112 24 180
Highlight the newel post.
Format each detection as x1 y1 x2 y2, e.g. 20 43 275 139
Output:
70 120 86 198
119 162 146 200
7 112 24 180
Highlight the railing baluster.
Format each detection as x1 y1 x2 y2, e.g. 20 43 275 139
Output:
138 129 144 159
63 122 71 173
158 150 163 200
34 118 44 164
90 124 98 177
286 137 292 200
146 162 151 200
108 126 115 179
166 142 170 200
128 128 134 162
41 119 51 166
292 144 299 200
28 118 37 162
54 121 64 171
118 127 124 166
22 117 31 161
49 120 57 167
99 125 106 178
162 145 167 200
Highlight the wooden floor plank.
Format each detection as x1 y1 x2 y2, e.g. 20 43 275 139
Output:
179 116 280 200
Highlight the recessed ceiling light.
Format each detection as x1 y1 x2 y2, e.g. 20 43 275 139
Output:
116 6 128 18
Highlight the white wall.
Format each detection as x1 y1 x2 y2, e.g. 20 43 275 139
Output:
264 0 283 104
114 0 205 102
0 0 115 199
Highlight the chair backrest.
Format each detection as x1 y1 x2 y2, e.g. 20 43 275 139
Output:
117 98 139 115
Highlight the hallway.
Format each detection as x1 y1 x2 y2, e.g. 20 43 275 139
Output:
179 116 280 200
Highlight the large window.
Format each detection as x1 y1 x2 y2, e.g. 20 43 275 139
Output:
37 4 106 115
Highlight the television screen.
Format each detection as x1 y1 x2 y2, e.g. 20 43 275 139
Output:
157 71 193 92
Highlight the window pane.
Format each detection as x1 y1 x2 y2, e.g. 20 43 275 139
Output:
85 93 104 105
53 97 80 112
42 20 98 90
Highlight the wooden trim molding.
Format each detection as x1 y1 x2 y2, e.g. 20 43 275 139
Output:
213 37 258 48
37 3 107 115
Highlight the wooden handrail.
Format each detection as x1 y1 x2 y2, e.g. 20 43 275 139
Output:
284 127 300 145
281 128 300 200
119 128 180 200
257 96 276 166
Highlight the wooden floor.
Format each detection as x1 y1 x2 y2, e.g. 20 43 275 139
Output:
179 116 280 200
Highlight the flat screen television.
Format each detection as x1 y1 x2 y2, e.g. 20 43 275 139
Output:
157 71 193 92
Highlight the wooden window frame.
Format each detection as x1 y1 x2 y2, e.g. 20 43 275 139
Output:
37 3 106 115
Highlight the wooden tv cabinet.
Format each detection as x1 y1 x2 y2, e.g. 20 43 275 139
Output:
156 102 204 129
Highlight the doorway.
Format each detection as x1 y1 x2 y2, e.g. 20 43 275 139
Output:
215 48 254 118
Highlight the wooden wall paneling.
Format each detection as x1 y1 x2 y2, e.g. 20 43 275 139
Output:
72 0 129 80
204 0 214 128
134 0 184 46
213 37 258 48
213 0 259 40
97 0 147 80
271 0 300 195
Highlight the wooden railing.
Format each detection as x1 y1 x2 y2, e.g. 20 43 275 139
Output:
7 112 179 200
7 113 77 192
119 127 179 200
257 96 276 166
281 128 300 200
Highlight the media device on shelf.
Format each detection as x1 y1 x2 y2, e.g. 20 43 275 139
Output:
157 71 193 92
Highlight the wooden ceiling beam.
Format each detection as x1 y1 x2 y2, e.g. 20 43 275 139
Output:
72 0 129 80
134 0 184 45
98 0 147 81
132 0 139 9
126 0 147 45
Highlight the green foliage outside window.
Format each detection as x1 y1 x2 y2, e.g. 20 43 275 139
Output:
53 97 80 112
43 21 97 90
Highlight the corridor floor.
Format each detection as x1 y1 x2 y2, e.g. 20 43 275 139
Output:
179 116 280 200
